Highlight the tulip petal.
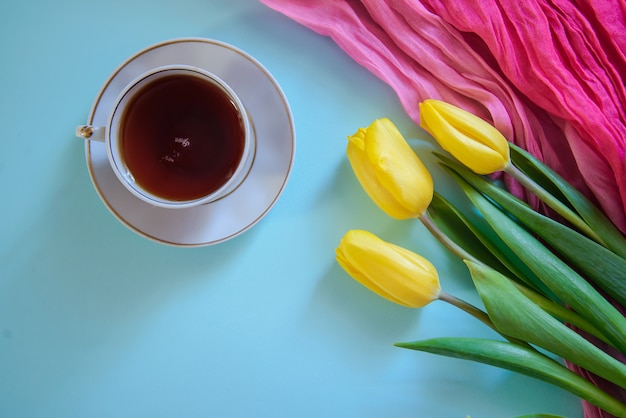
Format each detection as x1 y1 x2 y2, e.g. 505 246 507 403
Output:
419 101 509 174
424 100 510 157
341 234 437 307
336 230 441 308
336 247 412 307
365 119 434 216
346 119 433 219
347 133 417 220
336 232 420 307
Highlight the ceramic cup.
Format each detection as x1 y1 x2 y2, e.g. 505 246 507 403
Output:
76 65 254 209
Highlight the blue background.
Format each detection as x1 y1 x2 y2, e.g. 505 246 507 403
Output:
0 1 582 417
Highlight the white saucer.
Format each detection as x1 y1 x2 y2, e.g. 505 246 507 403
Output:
85 38 295 246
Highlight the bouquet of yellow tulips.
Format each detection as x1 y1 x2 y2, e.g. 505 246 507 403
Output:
336 100 626 417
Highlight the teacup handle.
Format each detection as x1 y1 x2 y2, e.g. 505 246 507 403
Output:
75 125 105 142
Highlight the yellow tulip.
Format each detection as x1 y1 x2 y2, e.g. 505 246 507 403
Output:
347 118 434 220
336 230 441 308
419 99 510 174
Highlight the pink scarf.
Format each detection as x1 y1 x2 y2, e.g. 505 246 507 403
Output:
261 0 626 235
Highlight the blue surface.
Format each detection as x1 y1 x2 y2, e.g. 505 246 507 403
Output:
0 1 582 417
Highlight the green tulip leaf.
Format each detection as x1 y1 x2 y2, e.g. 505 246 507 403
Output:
465 260 626 390
429 194 523 278
450 172 626 353
510 143 626 259
438 154 626 308
512 282 612 346
514 415 568 418
428 191 554 299
395 337 626 417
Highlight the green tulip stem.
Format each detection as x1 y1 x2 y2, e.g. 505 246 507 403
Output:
438 291 531 348
419 212 489 327
419 213 493 329
438 291 493 329
504 163 603 244
419 212 479 264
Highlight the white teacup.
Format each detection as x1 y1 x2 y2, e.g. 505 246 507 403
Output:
76 65 254 209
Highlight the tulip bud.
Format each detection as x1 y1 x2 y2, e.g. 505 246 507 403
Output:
336 230 441 308
347 118 434 220
419 99 510 174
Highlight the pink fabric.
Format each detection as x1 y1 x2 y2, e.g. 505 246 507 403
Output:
261 0 626 233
